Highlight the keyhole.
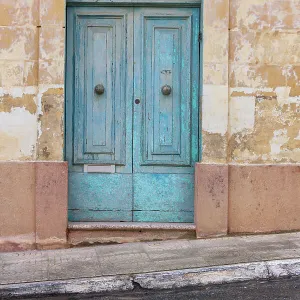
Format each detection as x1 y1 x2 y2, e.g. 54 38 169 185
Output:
135 99 140 104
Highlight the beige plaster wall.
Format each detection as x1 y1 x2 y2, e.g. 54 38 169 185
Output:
228 0 300 163
0 0 65 161
0 0 299 164
201 0 230 164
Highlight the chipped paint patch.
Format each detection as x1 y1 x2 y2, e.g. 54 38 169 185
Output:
0 107 37 160
0 86 38 160
202 84 228 135
0 27 38 61
230 96 255 135
229 89 300 163
0 94 37 114
36 85 64 161
202 131 227 163
270 129 289 155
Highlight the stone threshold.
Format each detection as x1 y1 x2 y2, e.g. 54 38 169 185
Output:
68 222 196 231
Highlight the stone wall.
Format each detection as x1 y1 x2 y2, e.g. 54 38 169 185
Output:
229 0 300 163
0 0 65 161
1 0 298 164
201 0 300 164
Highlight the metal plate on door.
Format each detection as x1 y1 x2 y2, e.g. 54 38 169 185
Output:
84 165 116 173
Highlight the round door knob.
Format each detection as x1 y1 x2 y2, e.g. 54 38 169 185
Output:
95 84 105 95
161 85 172 96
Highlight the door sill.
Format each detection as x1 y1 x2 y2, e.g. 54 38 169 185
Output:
68 221 195 231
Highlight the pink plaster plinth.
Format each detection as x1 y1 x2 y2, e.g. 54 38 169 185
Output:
35 162 68 249
229 165 300 234
194 163 229 238
0 162 36 251
0 162 68 252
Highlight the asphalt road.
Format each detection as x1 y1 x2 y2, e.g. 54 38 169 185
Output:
18 277 300 300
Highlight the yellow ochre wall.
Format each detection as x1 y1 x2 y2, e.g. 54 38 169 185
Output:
0 0 299 164
0 0 65 161
202 0 300 164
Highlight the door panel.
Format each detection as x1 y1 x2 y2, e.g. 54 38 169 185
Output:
69 173 132 221
137 14 193 168
133 173 194 222
132 8 199 222
133 8 199 173
72 8 133 172
66 7 134 222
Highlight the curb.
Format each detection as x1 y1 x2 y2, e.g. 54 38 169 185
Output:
1 258 300 298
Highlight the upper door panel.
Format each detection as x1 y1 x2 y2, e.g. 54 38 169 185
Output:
133 8 200 173
71 8 133 173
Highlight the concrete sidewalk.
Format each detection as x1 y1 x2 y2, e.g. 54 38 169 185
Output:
1 232 300 298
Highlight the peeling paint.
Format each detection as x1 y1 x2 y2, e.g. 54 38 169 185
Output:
270 129 289 155
227 0 300 164
202 84 228 135
0 94 37 114
229 93 300 163
36 85 64 161
0 107 37 160
230 96 255 135
202 131 227 163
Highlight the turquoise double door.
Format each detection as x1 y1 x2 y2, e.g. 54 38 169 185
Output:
66 6 200 223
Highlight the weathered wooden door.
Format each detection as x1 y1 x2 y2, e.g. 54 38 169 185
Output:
66 6 200 223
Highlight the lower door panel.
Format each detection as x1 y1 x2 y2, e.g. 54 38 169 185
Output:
68 173 133 222
133 174 194 223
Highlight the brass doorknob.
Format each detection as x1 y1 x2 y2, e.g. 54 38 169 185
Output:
161 85 172 95
95 84 105 95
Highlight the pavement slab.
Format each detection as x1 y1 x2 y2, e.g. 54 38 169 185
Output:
1 232 300 298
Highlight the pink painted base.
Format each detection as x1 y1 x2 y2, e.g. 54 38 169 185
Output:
0 162 68 252
1 161 300 251
195 163 300 237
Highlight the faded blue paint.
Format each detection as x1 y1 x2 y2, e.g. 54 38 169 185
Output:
133 173 194 222
66 6 200 223
69 173 133 221
70 7 133 172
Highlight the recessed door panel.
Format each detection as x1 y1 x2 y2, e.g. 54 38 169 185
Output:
73 10 132 171
86 25 114 155
133 8 199 173
143 17 191 167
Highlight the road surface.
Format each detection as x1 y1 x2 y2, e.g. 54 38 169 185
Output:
19 277 300 300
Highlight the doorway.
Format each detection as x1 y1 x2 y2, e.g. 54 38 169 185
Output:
66 5 200 223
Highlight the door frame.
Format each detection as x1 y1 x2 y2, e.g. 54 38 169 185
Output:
67 0 202 8
65 0 203 224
